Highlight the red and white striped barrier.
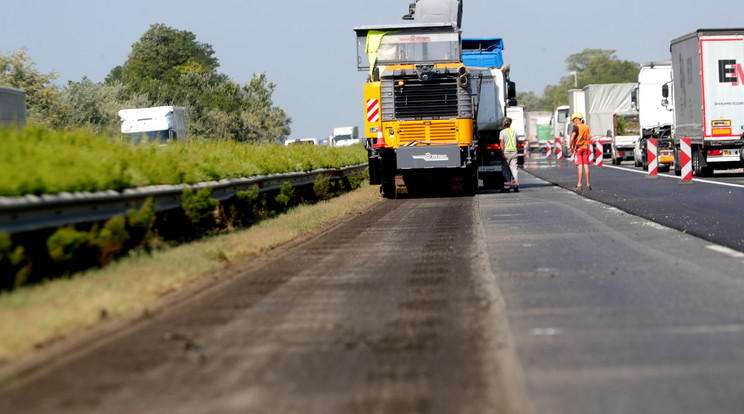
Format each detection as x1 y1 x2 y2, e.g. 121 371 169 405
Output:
680 137 693 182
647 138 658 177
546 141 552 158
555 138 563 160
594 141 603 166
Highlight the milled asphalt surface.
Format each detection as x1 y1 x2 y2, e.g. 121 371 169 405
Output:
0 196 531 414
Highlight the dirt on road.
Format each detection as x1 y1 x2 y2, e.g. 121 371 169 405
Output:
0 197 530 414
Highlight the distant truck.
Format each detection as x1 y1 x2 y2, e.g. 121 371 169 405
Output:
583 83 638 162
552 104 570 150
119 106 187 144
331 126 360 147
526 111 552 150
284 137 319 146
631 61 674 170
670 29 744 176
506 105 526 164
0 86 27 127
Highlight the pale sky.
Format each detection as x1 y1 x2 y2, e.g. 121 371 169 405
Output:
2 0 742 140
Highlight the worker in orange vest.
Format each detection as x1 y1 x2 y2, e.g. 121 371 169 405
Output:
569 112 592 191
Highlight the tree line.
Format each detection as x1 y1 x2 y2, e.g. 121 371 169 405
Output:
516 49 641 112
0 23 291 143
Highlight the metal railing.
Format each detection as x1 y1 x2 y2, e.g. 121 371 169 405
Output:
0 164 368 234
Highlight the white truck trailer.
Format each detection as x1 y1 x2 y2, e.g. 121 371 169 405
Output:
119 106 187 144
583 83 638 163
670 29 744 176
631 61 674 170
0 86 27 127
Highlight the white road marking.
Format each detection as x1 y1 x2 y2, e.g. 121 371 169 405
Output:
705 245 744 258
603 165 744 189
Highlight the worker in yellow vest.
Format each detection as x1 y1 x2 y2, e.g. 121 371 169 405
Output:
500 117 519 193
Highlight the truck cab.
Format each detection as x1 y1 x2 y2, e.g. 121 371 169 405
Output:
119 106 187 144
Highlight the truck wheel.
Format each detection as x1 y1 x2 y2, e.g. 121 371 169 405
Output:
673 149 681 176
692 151 703 177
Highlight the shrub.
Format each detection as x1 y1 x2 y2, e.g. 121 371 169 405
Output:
274 181 295 209
0 233 32 290
91 216 130 264
181 187 219 234
46 226 95 270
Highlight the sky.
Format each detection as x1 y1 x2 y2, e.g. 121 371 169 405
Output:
2 0 743 140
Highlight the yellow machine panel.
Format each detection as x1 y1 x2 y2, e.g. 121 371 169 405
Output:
363 82 382 140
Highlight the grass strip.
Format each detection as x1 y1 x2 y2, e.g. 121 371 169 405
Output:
0 184 380 364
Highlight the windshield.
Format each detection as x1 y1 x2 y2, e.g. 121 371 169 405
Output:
334 134 353 141
357 30 460 70
616 114 640 136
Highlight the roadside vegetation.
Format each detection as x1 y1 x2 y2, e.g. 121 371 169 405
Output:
0 184 381 367
0 126 366 196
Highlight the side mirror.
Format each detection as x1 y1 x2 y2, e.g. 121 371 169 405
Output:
507 81 516 100
662 84 669 98
661 98 670 108
508 98 518 107
631 89 638 111
606 129 612 137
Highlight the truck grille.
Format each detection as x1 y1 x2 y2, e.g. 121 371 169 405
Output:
394 79 459 119
398 120 459 143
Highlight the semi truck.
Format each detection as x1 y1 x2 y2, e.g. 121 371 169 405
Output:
354 0 515 197
526 111 552 150
669 29 744 176
331 126 360 147
553 105 570 151
631 61 674 170
119 106 187 144
0 86 27 127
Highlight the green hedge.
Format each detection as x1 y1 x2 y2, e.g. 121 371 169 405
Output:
0 126 367 196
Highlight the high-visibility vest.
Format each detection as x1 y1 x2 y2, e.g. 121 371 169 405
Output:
575 124 591 150
503 128 517 152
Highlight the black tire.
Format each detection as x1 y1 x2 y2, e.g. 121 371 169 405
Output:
692 150 703 177
674 148 681 176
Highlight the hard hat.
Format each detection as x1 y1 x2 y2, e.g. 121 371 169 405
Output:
571 112 583 120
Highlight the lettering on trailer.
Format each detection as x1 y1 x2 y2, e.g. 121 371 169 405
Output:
718 60 744 85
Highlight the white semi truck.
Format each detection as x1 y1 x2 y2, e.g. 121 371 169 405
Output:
331 126 360 147
631 61 674 170
669 29 744 176
119 106 187 144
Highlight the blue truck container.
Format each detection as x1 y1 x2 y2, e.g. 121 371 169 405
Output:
462 38 504 68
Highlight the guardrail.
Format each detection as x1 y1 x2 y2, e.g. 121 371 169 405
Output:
0 164 368 234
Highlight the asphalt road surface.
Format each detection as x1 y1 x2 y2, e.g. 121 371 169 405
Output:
1 156 744 413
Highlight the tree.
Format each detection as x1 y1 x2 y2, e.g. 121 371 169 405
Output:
515 91 544 112
108 23 219 95
539 49 640 111
0 48 60 125
106 23 291 143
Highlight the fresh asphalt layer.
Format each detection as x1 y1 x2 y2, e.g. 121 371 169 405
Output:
522 157 744 252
